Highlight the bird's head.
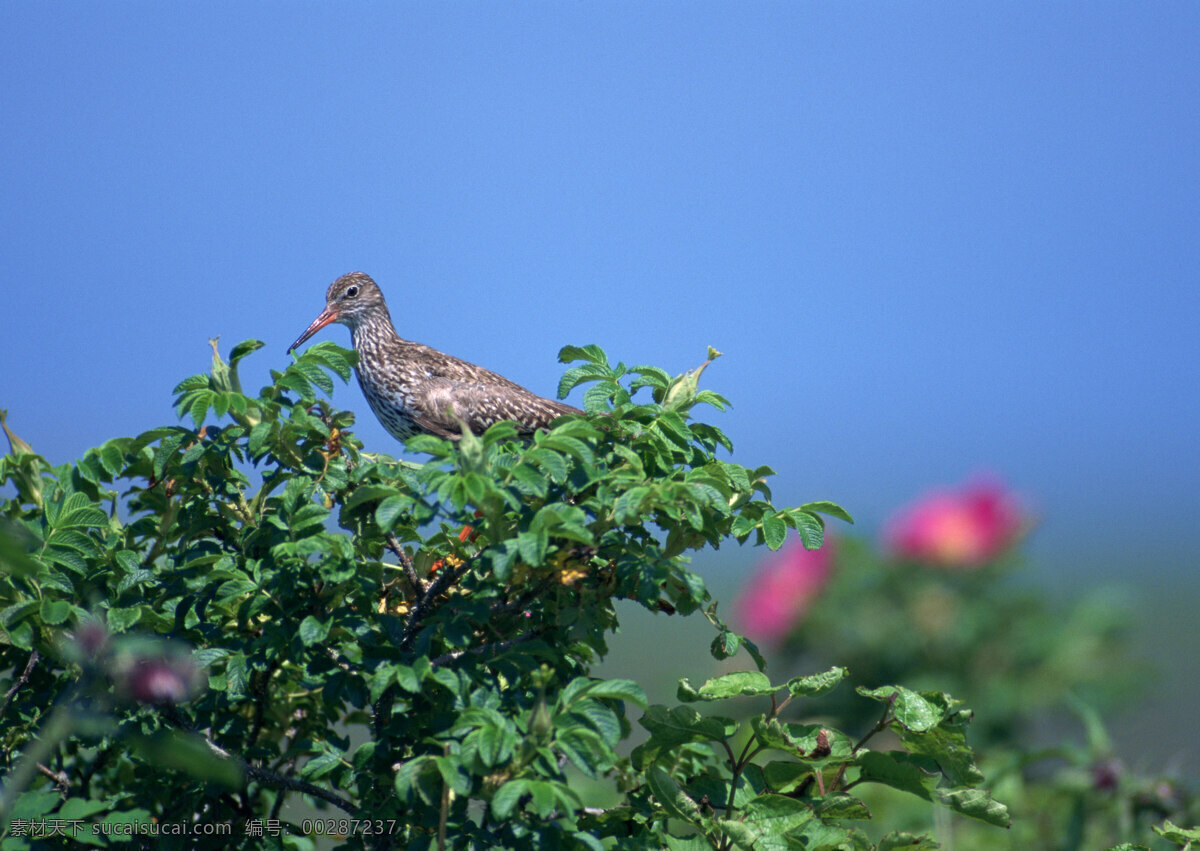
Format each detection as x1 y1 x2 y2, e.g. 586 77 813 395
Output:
288 272 387 353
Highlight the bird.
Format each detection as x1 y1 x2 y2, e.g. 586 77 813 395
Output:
288 272 582 441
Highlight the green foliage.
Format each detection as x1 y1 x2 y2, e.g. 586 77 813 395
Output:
776 535 1144 746
745 516 1199 847
621 667 1010 850
0 338 1177 848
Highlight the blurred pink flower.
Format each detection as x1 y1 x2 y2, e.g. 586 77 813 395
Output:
883 477 1025 568
734 536 834 645
111 643 204 706
122 654 203 705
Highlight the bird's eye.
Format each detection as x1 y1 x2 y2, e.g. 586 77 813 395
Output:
344 285 359 299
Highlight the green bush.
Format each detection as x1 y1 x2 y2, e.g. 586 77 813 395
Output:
0 339 1182 849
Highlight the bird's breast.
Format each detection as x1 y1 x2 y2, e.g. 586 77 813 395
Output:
356 368 420 441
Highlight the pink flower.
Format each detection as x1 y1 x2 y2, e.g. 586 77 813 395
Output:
883 477 1025 568
111 643 204 705
734 536 834 645
123 655 203 705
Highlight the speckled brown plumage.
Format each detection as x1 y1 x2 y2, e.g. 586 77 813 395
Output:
288 272 581 441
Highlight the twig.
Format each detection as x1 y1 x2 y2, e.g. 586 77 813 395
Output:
398 559 469 652
241 762 358 816
373 556 471 738
385 532 423 596
830 693 896 793
37 763 69 795
0 649 39 719
429 630 546 668
488 576 554 619
157 706 359 816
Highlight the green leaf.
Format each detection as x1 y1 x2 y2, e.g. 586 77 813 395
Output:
800 500 855 524
856 685 947 732
576 679 648 709
516 529 548 566
557 344 609 366
395 755 441 806
98 441 126 476
298 615 331 646
699 624 731 656
58 798 113 820
816 793 871 821
790 510 825 550
229 338 265 365
718 794 817 849
107 606 143 631
526 447 568 483
899 720 984 788
39 598 71 625
187 391 212 428
879 833 940 851
753 718 856 765
855 751 938 799
634 705 738 768
935 786 1011 828
491 779 530 819
677 670 774 702
761 513 787 550
1154 821 1200 844
785 667 849 697
375 495 411 531
646 766 704 826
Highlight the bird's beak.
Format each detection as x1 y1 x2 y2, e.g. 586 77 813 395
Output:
288 307 339 354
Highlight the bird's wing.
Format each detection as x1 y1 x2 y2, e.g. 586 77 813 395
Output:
411 377 579 438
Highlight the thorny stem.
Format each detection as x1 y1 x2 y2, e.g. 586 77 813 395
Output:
373 555 471 738
385 532 423 596
158 705 359 817
0 649 39 720
429 630 546 667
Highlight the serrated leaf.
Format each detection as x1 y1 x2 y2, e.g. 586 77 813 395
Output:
557 344 609 366
40 598 71 625
678 670 774 702
577 679 648 709
229 339 265 365
635 705 738 767
800 500 855 524
98 442 126 477
509 462 548 498
292 360 335 395
516 529 548 566
786 666 848 697
879 833 940 851
790 510 826 550
646 766 704 826
710 629 740 660
171 374 209 395
720 794 817 849
526 447 568 483
761 514 787 550
934 786 1011 828
1154 821 1200 843
187 391 212 428
298 615 331 646
856 685 947 732
375 495 411 531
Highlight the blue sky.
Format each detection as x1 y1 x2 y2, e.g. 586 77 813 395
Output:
3 3 1197 584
